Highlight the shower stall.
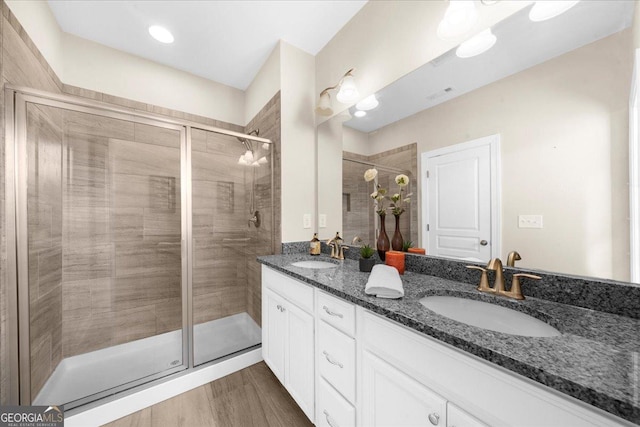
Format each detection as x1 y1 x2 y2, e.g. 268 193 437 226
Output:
4 87 274 409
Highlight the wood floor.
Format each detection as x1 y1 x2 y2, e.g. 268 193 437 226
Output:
103 362 313 427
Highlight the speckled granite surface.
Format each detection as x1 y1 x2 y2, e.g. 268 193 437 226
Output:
258 253 640 425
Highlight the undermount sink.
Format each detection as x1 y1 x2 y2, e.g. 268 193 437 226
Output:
419 296 560 337
291 260 338 269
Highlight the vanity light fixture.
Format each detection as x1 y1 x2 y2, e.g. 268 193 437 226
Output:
456 28 497 58
437 0 478 40
529 1 579 22
315 68 359 115
148 25 174 44
354 110 367 118
356 94 379 111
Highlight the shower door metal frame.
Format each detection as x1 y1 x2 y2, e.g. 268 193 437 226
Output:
5 85 273 408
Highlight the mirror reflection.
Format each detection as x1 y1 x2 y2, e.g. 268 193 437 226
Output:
321 1 636 282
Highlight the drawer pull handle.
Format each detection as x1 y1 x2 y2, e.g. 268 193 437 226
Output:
276 304 285 312
428 412 440 425
323 306 344 318
322 351 343 368
323 410 339 427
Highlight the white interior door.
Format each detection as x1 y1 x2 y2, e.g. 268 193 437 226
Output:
422 135 499 262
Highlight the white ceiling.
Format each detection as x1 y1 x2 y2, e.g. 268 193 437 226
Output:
47 0 367 90
345 0 634 133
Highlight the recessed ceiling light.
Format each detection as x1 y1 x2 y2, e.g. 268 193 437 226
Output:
529 1 579 22
354 110 367 118
456 28 497 58
356 95 379 111
149 25 174 44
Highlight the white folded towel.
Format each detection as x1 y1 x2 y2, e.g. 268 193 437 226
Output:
365 264 404 299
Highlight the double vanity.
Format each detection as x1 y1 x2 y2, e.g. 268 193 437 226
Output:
258 252 639 427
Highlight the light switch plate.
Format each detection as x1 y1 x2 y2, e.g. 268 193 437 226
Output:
518 214 543 229
303 214 311 229
319 214 327 228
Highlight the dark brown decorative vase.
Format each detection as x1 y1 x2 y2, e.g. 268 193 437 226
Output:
376 214 390 261
391 214 404 251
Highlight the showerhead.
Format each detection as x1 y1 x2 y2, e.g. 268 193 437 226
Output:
237 129 260 152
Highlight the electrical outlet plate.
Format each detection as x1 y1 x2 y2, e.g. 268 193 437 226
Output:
319 214 327 228
518 214 543 229
303 214 311 229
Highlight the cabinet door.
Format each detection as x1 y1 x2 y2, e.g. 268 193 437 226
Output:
361 350 446 427
263 289 286 383
447 403 487 427
286 301 315 421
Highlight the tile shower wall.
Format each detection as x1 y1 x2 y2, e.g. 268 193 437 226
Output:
0 1 64 404
26 104 64 400
245 92 281 326
60 110 182 359
191 129 250 325
343 143 418 247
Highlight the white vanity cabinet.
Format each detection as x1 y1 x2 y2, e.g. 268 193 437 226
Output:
262 267 315 421
361 350 447 426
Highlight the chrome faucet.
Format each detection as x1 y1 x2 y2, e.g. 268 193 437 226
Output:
468 257 541 300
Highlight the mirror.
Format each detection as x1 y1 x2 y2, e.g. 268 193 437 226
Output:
317 1 636 282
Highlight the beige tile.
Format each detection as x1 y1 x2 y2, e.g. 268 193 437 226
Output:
134 123 180 149
109 138 180 177
114 241 180 277
62 280 91 319
64 110 134 141
112 272 181 311
63 242 113 281
112 305 157 346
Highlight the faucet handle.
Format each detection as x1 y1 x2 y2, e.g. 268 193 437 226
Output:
466 265 492 292
510 273 541 300
338 245 349 260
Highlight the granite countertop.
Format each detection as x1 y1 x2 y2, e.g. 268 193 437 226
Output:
258 253 640 425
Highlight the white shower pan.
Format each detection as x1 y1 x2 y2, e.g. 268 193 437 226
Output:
34 312 261 406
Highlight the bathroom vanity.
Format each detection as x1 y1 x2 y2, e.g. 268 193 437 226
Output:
258 254 639 427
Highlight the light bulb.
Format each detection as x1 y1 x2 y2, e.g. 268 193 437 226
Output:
456 28 497 58
244 150 254 162
354 110 367 118
336 75 359 104
262 143 270 150
529 1 579 22
258 156 268 164
356 94 379 111
437 1 478 40
238 155 247 165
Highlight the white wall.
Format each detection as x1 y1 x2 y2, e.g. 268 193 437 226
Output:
6 0 245 126
280 42 317 242
5 0 64 77
343 126 369 155
367 31 633 280
244 44 281 125
315 1 532 121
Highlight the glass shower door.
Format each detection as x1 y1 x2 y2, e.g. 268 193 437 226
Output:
191 128 267 366
19 98 186 408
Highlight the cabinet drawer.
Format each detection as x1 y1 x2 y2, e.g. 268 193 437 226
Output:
317 378 355 427
318 321 356 404
262 266 313 313
317 290 356 337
